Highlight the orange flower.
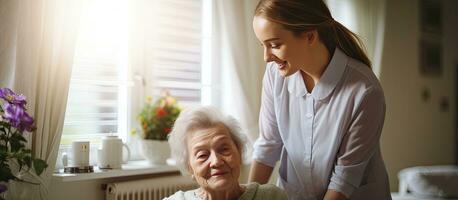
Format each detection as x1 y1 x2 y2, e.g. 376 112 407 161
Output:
156 107 167 118
165 96 176 106
142 123 147 130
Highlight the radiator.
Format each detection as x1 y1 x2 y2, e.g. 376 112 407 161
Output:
106 175 198 200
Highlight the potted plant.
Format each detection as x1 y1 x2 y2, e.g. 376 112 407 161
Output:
135 91 180 164
0 88 48 199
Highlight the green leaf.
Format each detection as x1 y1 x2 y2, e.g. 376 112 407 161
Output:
12 133 27 142
0 121 10 129
0 134 7 141
9 138 24 153
17 159 23 172
0 150 7 162
9 133 26 152
0 166 15 182
33 159 48 176
24 156 32 169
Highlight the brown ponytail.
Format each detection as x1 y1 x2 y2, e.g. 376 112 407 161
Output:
255 0 371 68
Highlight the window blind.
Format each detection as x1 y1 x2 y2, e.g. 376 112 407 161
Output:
61 0 208 146
61 0 129 145
146 0 204 107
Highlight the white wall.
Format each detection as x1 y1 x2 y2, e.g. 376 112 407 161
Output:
379 0 458 191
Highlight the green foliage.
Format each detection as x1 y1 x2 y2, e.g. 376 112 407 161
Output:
0 88 48 195
0 127 49 184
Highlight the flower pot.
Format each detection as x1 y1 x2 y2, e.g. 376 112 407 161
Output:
139 140 170 165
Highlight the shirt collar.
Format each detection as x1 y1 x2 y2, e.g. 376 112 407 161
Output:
287 47 348 100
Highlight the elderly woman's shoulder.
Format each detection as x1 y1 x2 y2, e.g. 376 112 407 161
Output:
241 182 287 200
257 183 288 199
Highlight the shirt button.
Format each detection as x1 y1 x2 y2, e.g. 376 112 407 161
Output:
306 113 313 118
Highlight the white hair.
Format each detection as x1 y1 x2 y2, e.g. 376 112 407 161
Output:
168 106 249 176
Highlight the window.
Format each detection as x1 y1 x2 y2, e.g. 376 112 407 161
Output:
61 0 129 146
60 0 212 165
144 0 209 107
326 0 357 31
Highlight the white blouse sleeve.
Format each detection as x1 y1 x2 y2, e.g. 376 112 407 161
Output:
252 64 283 167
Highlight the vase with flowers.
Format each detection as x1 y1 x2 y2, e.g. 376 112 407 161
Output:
135 91 180 165
0 88 48 200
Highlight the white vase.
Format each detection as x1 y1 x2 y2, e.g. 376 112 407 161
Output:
139 140 170 165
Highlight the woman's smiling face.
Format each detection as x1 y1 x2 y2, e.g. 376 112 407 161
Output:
186 123 242 192
253 16 315 77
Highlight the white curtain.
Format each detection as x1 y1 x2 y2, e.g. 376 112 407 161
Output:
0 0 18 88
327 0 387 77
213 0 265 144
0 0 84 199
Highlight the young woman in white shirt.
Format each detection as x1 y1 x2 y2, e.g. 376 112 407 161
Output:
248 0 391 199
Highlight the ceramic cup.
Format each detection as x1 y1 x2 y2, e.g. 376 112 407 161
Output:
97 136 130 169
71 141 90 167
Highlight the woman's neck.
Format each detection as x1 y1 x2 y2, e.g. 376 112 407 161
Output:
300 42 331 92
197 184 245 200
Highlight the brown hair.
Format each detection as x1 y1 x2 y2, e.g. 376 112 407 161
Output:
255 0 371 68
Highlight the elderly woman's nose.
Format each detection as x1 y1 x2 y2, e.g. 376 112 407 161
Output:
209 153 224 167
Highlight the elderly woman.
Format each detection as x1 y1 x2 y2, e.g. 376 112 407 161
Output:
165 106 287 200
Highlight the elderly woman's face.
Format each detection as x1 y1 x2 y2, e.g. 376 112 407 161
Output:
187 123 242 191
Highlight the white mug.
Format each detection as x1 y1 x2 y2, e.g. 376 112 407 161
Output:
97 136 130 169
71 141 90 167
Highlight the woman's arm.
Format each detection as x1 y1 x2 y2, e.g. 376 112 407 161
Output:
324 190 347 200
327 87 386 198
250 65 282 184
248 160 274 184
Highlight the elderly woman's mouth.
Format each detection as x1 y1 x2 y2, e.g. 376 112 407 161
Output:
211 171 228 177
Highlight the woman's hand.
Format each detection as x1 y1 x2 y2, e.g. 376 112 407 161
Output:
323 190 347 200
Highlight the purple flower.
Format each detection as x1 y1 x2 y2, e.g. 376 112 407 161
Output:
19 111 36 132
2 102 24 128
0 88 26 108
2 102 36 132
0 88 35 132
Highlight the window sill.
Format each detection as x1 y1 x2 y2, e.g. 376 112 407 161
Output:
52 160 179 182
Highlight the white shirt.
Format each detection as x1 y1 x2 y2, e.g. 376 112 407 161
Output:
253 48 391 200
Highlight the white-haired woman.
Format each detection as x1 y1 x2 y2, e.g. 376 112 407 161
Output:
165 106 287 200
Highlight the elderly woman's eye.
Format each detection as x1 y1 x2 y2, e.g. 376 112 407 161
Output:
197 154 208 159
220 147 231 155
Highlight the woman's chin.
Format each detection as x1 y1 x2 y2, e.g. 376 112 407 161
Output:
207 178 236 190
